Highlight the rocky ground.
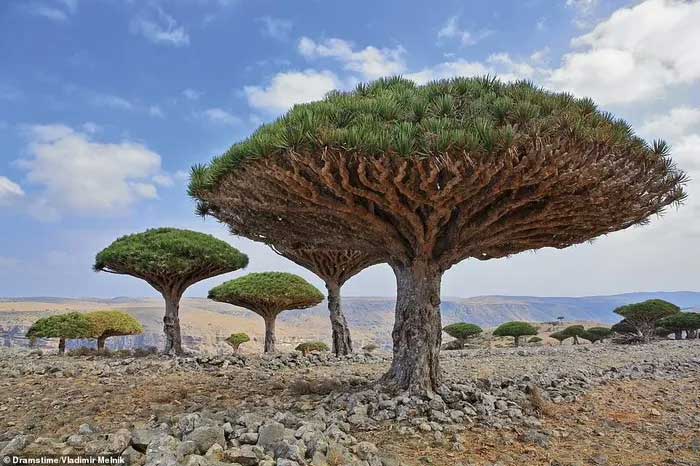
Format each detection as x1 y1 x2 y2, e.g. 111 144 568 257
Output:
1 341 699 466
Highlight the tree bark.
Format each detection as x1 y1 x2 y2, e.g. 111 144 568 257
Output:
327 281 353 356
163 291 184 355
58 338 66 355
573 335 579 345
263 314 277 353
97 335 107 351
514 336 520 347
687 329 697 339
381 259 442 394
674 330 683 340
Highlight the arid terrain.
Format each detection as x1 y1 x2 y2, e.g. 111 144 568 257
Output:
1 341 699 466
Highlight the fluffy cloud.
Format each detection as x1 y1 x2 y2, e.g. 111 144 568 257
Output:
548 0 700 104
258 17 293 41
640 107 700 142
298 37 405 80
199 108 240 126
25 0 78 22
406 53 536 84
0 176 24 204
19 125 164 218
437 16 491 47
244 70 341 113
130 8 190 47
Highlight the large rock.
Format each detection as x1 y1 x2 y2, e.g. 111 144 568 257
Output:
131 429 159 453
105 429 131 455
184 426 226 455
257 421 286 450
145 434 179 466
0 434 35 456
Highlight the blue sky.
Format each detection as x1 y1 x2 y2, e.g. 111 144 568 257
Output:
1 0 699 298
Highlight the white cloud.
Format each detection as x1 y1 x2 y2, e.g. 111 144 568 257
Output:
437 16 491 47
81 122 101 133
566 0 598 14
548 0 700 105
258 16 293 41
90 93 134 110
298 37 405 80
182 88 202 100
405 53 537 85
19 125 164 217
0 176 25 204
25 0 77 22
200 108 240 126
148 105 165 118
640 107 700 142
130 8 190 47
244 70 341 113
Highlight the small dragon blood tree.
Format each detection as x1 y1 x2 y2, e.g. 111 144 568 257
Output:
271 246 381 355
87 310 144 350
94 228 249 355
208 272 324 353
190 76 686 393
26 312 92 354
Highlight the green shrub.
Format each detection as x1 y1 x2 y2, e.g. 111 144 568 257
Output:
86 310 144 350
26 312 93 355
561 325 586 344
583 327 613 343
658 312 700 340
225 333 250 352
493 321 538 346
295 341 330 355
549 331 568 345
528 336 543 344
442 323 482 348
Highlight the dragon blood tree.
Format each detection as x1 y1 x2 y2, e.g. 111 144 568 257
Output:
208 272 324 353
271 246 381 355
189 76 686 393
26 312 93 354
94 228 248 355
87 310 144 350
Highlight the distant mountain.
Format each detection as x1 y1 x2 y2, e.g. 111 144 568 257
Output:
2 291 699 351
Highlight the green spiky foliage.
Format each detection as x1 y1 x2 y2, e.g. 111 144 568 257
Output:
658 312 700 340
94 228 248 355
583 327 613 343
209 272 324 353
611 319 637 334
25 312 93 354
295 341 330 355
442 323 482 348
613 299 680 343
225 333 250 352
189 76 686 204
493 321 538 346
86 310 143 350
561 324 586 345
549 331 568 345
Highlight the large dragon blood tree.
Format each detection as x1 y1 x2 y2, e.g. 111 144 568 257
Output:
94 228 249 355
189 76 687 393
271 246 381 355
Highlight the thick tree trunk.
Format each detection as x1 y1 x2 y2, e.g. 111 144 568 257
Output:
674 330 683 340
327 281 353 356
263 315 277 353
514 336 520 347
573 335 579 345
687 329 697 339
97 335 107 351
58 338 66 355
163 292 184 355
381 259 442 394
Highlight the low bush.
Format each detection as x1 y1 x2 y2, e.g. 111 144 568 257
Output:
295 341 330 355
528 336 543 344
493 321 538 346
225 333 250 352
442 323 482 349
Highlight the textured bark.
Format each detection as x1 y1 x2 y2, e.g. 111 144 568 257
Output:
687 329 697 339
514 336 521 347
58 338 66 355
573 335 580 345
163 293 184 355
382 260 442 393
674 330 683 340
327 281 352 356
97 336 107 351
263 315 277 353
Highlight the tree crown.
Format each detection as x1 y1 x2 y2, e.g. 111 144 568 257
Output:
189 76 684 198
26 313 93 340
225 333 250 347
549 331 567 342
561 324 586 338
443 322 482 340
208 272 324 314
493 321 538 338
611 319 637 334
583 326 613 342
86 310 143 338
613 299 680 323
657 312 700 331
94 228 248 287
